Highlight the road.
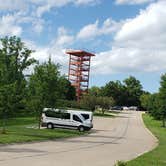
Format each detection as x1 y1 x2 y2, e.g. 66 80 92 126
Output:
0 111 157 166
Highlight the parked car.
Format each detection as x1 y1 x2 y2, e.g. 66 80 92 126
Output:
41 108 93 132
128 106 138 111
122 106 129 110
110 106 123 111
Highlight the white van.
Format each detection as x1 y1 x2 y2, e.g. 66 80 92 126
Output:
41 108 93 132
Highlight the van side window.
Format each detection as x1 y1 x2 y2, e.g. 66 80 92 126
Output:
45 111 61 118
61 113 70 119
73 115 82 123
81 114 89 120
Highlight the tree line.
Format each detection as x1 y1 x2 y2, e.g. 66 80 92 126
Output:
88 75 166 127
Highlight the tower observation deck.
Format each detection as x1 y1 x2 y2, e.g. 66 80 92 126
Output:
66 50 95 101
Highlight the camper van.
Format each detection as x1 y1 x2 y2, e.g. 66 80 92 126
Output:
41 108 93 132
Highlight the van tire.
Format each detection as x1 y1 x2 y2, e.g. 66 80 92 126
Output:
47 123 54 129
78 126 85 132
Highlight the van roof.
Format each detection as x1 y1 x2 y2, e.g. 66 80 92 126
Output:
67 109 93 114
43 108 92 114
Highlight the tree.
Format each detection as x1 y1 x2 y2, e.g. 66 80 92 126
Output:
58 76 76 101
159 74 166 127
89 86 102 97
123 76 143 106
80 95 98 111
140 93 151 111
101 80 127 106
97 96 115 115
28 58 76 128
28 58 61 128
140 91 165 127
0 36 36 133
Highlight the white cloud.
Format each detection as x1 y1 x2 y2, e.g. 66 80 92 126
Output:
32 19 45 34
75 0 100 5
55 27 74 47
0 0 100 17
0 14 22 36
36 5 51 17
77 20 99 40
23 27 73 75
92 1 166 74
116 0 155 5
33 0 99 17
115 1 166 48
0 0 27 11
77 18 122 40
0 11 45 36
29 45 68 75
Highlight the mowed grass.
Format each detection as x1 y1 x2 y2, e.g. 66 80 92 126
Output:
93 109 118 118
126 113 166 166
0 117 85 144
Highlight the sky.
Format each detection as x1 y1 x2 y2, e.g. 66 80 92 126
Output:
0 0 165 93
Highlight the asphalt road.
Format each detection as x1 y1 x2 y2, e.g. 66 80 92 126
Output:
0 111 157 166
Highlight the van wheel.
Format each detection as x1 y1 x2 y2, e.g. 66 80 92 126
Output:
78 126 85 132
47 123 53 129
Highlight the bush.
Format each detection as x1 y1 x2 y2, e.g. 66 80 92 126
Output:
114 160 127 166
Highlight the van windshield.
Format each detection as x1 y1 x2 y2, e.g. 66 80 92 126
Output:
73 115 82 123
81 113 90 120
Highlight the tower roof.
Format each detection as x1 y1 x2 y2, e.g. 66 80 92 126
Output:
66 49 95 57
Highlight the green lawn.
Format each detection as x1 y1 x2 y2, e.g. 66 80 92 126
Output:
126 114 166 166
93 109 118 118
0 117 85 144
94 112 115 118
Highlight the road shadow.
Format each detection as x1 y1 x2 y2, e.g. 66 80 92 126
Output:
0 147 46 153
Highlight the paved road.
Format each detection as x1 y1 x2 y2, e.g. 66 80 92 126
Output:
0 111 157 166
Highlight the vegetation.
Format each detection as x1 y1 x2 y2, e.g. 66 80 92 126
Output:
90 76 144 107
80 95 114 114
140 73 166 127
93 111 115 118
0 36 76 133
114 161 127 166
0 36 36 133
28 58 75 128
126 114 166 166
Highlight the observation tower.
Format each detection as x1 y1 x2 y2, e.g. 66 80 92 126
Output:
66 50 95 101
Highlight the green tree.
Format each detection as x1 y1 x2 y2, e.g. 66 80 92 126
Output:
101 80 126 106
140 93 151 111
58 76 76 101
80 95 98 111
123 76 143 106
89 86 102 97
28 58 76 128
159 74 166 127
28 58 60 128
0 36 36 133
97 96 115 115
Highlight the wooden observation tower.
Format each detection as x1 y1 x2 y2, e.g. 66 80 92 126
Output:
66 50 95 101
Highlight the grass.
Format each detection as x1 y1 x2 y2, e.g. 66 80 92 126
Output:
0 117 86 144
93 110 116 118
126 113 166 166
94 112 115 118
93 109 121 118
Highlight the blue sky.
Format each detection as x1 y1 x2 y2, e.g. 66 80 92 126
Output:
0 0 165 93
